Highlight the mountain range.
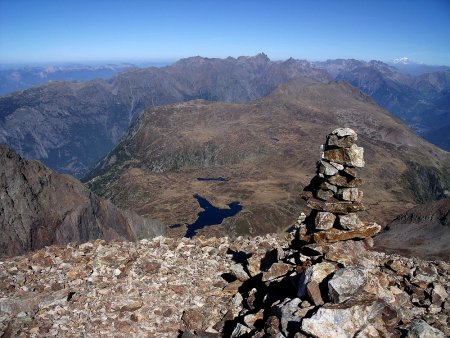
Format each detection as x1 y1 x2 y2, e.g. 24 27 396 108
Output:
0 63 135 96
1 54 449 180
389 57 450 76
85 77 450 237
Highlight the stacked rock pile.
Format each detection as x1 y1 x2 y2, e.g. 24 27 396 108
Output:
201 128 449 338
299 127 381 244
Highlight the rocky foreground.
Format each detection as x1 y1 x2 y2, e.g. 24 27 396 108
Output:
0 234 448 337
1 128 448 337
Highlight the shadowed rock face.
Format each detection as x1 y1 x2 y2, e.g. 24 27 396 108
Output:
0 144 164 257
374 198 450 260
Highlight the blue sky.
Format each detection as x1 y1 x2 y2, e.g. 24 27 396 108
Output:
0 0 449 65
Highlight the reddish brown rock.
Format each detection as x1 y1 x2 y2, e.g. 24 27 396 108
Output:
307 281 324 306
322 144 364 168
313 222 381 243
262 262 293 282
181 308 206 331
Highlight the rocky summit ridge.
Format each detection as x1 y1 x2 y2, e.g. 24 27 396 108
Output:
0 129 448 337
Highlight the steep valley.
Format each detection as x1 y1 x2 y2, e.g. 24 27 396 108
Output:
86 78 450 237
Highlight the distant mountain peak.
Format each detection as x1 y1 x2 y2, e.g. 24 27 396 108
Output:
254 52 269 60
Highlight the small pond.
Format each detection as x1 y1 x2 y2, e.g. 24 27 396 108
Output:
170 194 243 238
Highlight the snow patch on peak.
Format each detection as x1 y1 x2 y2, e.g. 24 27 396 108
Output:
392 57 410 64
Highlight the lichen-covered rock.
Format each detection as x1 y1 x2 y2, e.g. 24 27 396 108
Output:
317 160 339 176
432 283 448 305
306 196 366 214
230 263 250 282
327 174 362 187
275 298 302 336
338 187 362 202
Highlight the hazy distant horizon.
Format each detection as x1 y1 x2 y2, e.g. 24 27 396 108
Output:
1 0 449 65
0 59 175 70
0 54 449 70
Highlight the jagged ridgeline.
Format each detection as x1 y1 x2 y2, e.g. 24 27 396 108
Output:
86 78 450 235
1 55 449 179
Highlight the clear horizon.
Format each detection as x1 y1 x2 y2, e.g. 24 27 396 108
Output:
1 0 449 65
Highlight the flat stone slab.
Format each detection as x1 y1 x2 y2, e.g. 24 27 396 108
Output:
306 196 366 214
313 222 381 244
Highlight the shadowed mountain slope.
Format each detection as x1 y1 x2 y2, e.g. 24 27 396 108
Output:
0 144 164 257
316 60 450 138
86 78 450 237
374 198 450 260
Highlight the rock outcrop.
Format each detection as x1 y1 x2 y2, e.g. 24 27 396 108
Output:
0 144 164 257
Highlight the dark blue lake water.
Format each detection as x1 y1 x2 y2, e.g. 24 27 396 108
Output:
170 194 243 238
197 177 230 182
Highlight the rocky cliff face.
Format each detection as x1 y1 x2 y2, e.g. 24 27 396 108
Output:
0 144 164 257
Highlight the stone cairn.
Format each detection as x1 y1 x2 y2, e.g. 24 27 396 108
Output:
298 127 381 243
191 127 448 338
